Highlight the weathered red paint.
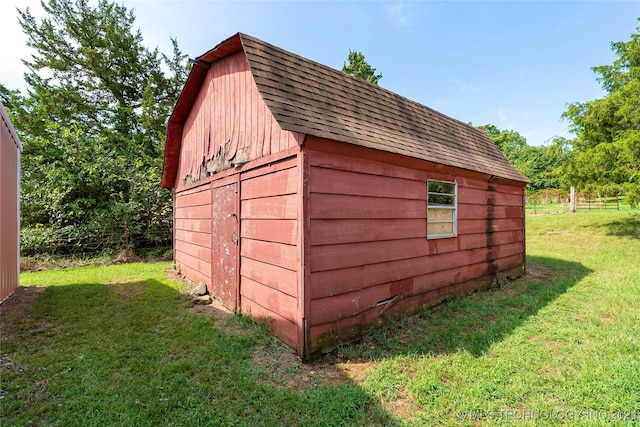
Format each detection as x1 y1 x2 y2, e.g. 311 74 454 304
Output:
307 263 525 354
210 182 239 311
170 52 302 192
164 39 528 360
242 296 299 348
174 183 212 287
172 136 527 358
304 148 526 351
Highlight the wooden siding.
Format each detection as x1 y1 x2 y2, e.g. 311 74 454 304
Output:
174 51 303 191
174 183 212 286
0 104 21 302
306 150 525 354
239 156 300 348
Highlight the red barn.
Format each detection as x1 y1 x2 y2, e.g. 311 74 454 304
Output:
162 33 529 359
1 102 22 302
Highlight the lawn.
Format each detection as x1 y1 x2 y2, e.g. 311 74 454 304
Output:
1 210 639 426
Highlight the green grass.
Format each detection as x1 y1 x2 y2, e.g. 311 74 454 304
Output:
2 264 388 426
2 210 639 426
346 209 639 425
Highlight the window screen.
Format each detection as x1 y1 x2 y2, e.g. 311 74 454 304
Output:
427 180 457 238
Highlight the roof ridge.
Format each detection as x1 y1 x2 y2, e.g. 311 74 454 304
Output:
239 33 493 143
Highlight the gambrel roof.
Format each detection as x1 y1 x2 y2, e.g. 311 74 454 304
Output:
162 33 528 187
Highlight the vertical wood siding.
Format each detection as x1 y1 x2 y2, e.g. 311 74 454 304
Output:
174 183 212 286
174 52 303 191
0 106 21 302
239 156 300 348
306 150 525 353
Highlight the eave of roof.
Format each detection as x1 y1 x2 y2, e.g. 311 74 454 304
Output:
0 102 23 152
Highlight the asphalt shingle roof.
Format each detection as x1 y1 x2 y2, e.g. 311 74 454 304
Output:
162 33 528 188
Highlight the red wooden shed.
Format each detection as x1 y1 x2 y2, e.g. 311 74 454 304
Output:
1 102 22 303
162 33 529 359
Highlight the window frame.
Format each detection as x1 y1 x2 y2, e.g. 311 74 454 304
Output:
426 179 458 239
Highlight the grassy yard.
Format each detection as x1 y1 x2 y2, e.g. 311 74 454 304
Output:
2 210 639 426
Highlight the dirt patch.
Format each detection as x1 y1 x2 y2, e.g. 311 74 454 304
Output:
546 340 563 352
0 286 46 318
251 342 361 390
525 262 557 282
188 297 235 323
0 286 46 339
167 268 235 322
600 317 614 325
112 282 148 299
165 268 195 292
381 392 418 422
165 268 376 389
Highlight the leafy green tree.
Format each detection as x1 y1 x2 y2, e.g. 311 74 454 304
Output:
9 0 188 254
477 124 527 163
519 138 573 191
562 20 640 206
0 83 20 107
478 125 571 192
342 50 382 85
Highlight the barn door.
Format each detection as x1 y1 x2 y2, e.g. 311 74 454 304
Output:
211 182 239 312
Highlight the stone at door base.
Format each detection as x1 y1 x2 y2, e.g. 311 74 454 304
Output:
192 283 208 296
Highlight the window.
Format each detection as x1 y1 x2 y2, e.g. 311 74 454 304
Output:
427 180 457 238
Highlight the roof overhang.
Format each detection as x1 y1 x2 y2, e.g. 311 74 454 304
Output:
0 102 23 152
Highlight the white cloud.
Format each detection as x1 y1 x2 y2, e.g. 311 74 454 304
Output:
386 1 412 27
450 77 480 92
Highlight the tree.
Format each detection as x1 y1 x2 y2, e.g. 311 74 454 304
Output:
342 50 382 85
478 125 572 192
9 0 189 255
477 124 527 163
562 20 640 206
0 83 20 107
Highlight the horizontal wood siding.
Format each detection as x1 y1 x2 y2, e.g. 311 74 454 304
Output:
307 150 525 353
0 107 21 302
174 183 212 286
175 51 303 191
239 158 299 348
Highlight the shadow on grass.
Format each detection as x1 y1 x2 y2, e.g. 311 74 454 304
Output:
1 255 592 425
597 213 640 239
341 256 592 359
0 278 399 426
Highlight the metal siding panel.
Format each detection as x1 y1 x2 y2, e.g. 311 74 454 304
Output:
0 104 20 302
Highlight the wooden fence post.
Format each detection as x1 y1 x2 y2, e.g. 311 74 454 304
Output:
570 187 576 213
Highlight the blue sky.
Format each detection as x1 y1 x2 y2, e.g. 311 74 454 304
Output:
1 1 638 146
